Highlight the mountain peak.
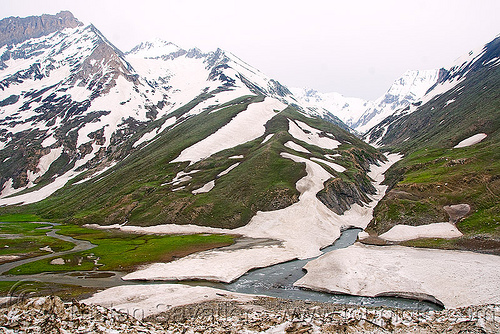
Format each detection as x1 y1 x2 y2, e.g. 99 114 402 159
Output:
0 11 83 47
383 69 440 100
127 39 182 58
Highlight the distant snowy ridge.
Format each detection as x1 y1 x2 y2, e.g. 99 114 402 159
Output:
289 88 372 129
291 69 440 134
353 69 440 133
126 39 183 58
295 33 500 138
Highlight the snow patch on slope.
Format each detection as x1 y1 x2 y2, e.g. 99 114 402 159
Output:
26 147 63 185
217 163 240 177
310 157 346 173
172 98 286 164
192 180 215 194
284 141 310 153
0 179 25 198
288 120 340 150
454 133 487 148
0 169 77 205
133 117 176 148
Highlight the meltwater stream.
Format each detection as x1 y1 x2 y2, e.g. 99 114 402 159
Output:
187 229 442 311
0 224 442 311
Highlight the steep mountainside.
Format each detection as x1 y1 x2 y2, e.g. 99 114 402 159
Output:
292 69 440 134
0 22 299 206
0 23 144 203
0 13 382 229
363 35 500 253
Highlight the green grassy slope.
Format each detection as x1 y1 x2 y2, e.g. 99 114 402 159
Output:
366 55 500 253
0 95 382 229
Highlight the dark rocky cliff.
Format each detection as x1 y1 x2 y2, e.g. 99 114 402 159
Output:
317 174 376 215
0 11 82 47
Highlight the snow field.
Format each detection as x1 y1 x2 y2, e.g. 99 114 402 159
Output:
295 243 500 308
379 222 463 242
83 284 258 319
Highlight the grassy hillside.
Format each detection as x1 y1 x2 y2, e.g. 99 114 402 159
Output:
0 95 382 229
366 59 500 253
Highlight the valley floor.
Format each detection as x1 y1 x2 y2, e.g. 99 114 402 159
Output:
2 152 498 321
79 152 500 312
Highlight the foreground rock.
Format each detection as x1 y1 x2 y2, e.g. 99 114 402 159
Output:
1 296 499 333
0 296 165 333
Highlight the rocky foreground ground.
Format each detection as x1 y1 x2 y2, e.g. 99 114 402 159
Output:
0 296 499 333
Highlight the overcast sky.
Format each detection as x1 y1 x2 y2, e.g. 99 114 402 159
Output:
2 0 500 100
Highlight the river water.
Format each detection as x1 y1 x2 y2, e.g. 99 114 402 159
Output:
0 224 442 311
188 229 441 311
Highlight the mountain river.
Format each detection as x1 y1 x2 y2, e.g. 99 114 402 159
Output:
0 223 442 311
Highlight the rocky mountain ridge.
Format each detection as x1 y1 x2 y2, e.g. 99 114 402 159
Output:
0 11 82 48
0 19 299 205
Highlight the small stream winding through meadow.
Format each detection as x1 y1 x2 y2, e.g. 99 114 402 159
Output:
0 224 442 311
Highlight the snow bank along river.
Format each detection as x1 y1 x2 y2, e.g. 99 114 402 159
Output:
84 228 442 319
0 224 440 312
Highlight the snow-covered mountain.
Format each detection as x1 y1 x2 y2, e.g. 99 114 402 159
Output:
0 11 380 233
289 88 372 129
124 38 296 119
353 69 440 133
292 69 440 134
0 12 305 205
364 35 500 147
